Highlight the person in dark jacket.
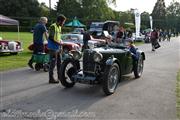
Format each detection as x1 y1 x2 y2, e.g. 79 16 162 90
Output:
116 26 123 43
28 17 48 69
150 28 158 51
81 30 91 51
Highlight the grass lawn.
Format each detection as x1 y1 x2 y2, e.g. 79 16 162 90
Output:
134 41 144 46
0 32 33 71
177 70 180 119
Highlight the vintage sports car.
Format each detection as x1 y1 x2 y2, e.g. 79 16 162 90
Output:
0 39 23 55
59 43 145 95
28 40 80 53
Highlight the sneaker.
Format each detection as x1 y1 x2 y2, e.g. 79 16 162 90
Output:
28 62 34 69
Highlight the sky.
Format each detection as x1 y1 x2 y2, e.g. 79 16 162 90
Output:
38 0 173 13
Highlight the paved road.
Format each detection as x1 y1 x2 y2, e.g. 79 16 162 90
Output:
0 37 180 120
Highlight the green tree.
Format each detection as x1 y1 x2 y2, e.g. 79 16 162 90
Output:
56 0 116 21
141 12 150 29
0 0 41 17
166 0 180 32
56 0 82 19
40 3 50 17
151 0 166 28
166 0 180 16
119 11 133 25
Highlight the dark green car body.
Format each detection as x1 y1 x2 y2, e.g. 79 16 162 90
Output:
60 44 145 95
83 46 134 76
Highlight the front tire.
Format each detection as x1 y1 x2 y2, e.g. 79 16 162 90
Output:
59 59 79 88
102 63 120 95
134 55 144 78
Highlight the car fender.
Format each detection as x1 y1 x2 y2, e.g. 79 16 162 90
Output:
141 52 145 60
105 56 119 66
137 50 145 60
105 57 121 79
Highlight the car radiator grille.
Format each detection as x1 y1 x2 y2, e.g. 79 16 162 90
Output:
83 50 96 74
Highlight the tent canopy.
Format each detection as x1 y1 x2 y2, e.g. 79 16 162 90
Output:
0 14 19 26
65 17 85 28
0 14 20 40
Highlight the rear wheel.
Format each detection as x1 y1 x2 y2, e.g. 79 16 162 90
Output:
59 59 79 88
35 63 42 71
102 63 120 95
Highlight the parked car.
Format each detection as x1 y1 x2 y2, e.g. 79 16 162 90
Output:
132 33 145 42
28 33 107 53
28 40 80 53
144 32 151 43
59 43 145 95
72 28 85 34
61 33 106 50
89 21 119 39
0 39 23 55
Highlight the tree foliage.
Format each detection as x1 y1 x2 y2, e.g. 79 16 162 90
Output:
151 0 166 28
141 12 151 29
0 0 41 17
166 0 180 32
40 3 50 17
56 0 115 21
56 0 82 19
166 0 180 17
1 0 179 32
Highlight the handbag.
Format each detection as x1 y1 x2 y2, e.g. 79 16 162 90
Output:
154 41 161 49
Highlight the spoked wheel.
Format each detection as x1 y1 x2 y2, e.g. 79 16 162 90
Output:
35 63 43 71
59 59 79 88
134 55 144 78
63 48 69 54
103 63 120 95
43 63 49 72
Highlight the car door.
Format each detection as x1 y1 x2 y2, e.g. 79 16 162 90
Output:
123 48 133 74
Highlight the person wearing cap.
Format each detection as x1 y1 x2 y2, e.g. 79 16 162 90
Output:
28 17 48 69
47 15 66 83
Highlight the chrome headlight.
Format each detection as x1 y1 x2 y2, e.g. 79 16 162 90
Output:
72 45 80 51
88 43 95 49
93 52 103 62
71 50 81 60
